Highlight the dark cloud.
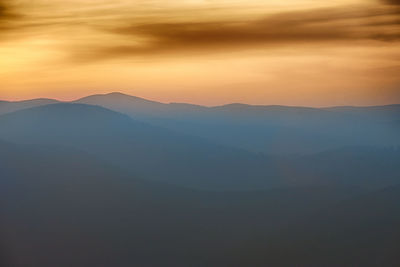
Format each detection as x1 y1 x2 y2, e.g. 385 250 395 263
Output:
72 5 400 62
0 0 21 32
2 0 398 62
0 0 12 20
383 0 400 5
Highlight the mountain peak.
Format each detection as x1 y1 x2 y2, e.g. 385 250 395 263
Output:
76 92 163 106
104 92 131 97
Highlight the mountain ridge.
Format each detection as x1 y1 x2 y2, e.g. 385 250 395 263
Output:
1 93 399 154
0 103 399 190
1 92 399 110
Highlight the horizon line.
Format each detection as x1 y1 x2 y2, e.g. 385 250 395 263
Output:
1 92 400 109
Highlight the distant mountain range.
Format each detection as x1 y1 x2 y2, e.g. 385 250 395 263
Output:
0 102 399 190
1 93 400 266
1 92 399 154
0 140 363 266
1 140 399 266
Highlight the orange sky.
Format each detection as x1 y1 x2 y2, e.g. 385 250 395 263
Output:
0 0 399 106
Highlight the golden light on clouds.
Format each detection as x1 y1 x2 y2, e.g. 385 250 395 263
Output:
0 0 399 105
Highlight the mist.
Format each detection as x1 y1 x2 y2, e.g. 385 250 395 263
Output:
1 94 400 266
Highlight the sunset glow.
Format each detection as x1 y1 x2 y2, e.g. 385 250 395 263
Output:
0 0 399 106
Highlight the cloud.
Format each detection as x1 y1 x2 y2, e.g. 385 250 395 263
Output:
0 0 22 34
70 4 400 62
382 0 400 5
0 0 14 21
1 0 399 63
0 0 9 16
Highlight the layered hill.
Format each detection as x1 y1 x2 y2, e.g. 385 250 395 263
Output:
76 93 400 154
227 184 400 266
0 103 399 190
2 93 399 154
0 99 59 116
0 104 276 190
0 140 362 267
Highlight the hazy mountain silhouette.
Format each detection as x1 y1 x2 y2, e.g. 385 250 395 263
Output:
0 96 400 266
0 140 362 267
75 92 400 154
281 146 400 190
0 103 278 190
1 139 398 266
75 92 209 119
226 184 400 266
323 104 400 120
76 92 168 116
0 98 60 116
2 93 399 154
0 103 399 191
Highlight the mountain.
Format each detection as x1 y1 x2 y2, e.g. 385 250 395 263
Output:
75 93 400 154
75 92 208 118
0 103 277 190
0 140 361 267
1 97 399 266
0 98 59 116
282 146 400 190
0 103 399 191
2 93 399 154
76 92 167 116
226 184 400 266
1 140 398 266
323 104 400 122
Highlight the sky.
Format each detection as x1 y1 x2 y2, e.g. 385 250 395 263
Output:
0 0 399 106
